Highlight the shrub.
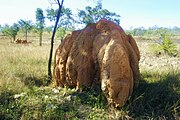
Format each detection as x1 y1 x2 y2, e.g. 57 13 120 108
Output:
149 43 163 56
160 34 178 56
150 34 178 56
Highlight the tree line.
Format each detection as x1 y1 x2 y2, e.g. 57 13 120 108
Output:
0 1 120 45
126 26 180 37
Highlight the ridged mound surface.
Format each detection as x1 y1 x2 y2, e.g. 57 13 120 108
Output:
54 19 140 107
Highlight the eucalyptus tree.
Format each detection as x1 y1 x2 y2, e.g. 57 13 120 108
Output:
46 6 74 40
78 2 120 25
1 23 19 42
18 19 33 41
0 25 2 31
36 8 45 46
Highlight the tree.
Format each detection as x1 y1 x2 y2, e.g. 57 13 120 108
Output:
157 30 178 56
44 26 53 34
46 6 74 40
36 8 45 46
18 19 33 41
0 25 2 31
161 34 177 56
48 0 64 82
126 27 146 36
1 23 19 42
78 2 120 25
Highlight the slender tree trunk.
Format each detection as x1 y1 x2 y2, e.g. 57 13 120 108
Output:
40 31 42 46
12 36 16 43
48 0 64 82
25 29 28 41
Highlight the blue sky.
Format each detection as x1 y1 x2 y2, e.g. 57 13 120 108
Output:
0 0 180 29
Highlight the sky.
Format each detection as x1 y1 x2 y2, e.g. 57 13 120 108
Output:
0 0 180 29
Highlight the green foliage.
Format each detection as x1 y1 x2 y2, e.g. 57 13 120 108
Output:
44 26 53 34
149 43 163 56
56 27 66 40
0 25 2 31
127 71 180 119
160 34 178 56
0 86 107 119
151 28 178 56
18 19 33 40
1 23 19 41
78 2 120 25
36 8 45 46
46 7 74 39
126 27 146 36
1 71 179 119
46 7 74 28
46 8 57 22
149 34 178 57
18 19 33 32
36 8 45 30
126 26 180 38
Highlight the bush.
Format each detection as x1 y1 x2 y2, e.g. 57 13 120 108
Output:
150 34 178 56
149 43 163 56
160 34 178 56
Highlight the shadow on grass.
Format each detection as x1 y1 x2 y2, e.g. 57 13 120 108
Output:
0 88 23 119
126 72 180 119
14 73 49 87
1 71 179 119
23 75 49 87
71 87 107 109
13 72 49 87
0 82 107 120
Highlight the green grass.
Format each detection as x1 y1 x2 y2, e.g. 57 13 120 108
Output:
0 38 179 119
127 71 180 119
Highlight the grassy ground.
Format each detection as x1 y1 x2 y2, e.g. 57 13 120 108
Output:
0 38 179 119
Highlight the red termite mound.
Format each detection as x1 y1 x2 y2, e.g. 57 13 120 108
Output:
13 38 32 44
54 19 140 107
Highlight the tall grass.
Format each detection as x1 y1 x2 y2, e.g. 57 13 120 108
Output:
0 40 50 87
126 71 180 119
0 39 179 119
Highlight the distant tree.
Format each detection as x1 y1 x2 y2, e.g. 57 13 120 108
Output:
30 24 39 34
78 2 120 25
48 0 64 82
36 8 45 46
161 34 177 56
0 25 2 31
156 29 178 56
44 26 53 34
126 26 180 38
127 27 146 36
18 19 33 41
172 26 180 36
56 27 67 41
1 23 19 42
